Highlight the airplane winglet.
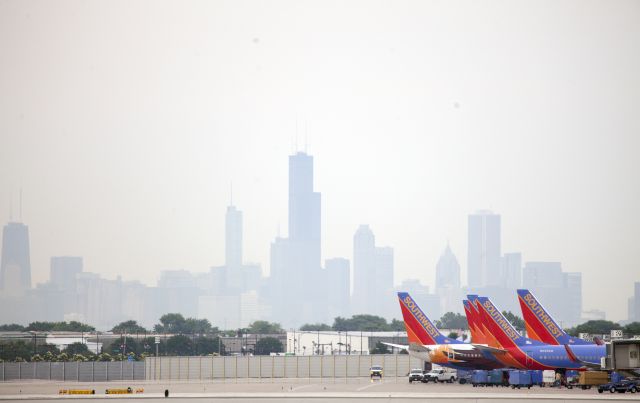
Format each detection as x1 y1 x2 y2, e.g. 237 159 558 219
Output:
564 344 601 369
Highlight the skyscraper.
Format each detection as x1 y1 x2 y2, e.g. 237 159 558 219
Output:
225 205 243 268
501 252 522 289
435 244 461 290
0 222 32 293
522 261 583 327
435 244 462 314
467 211 501 287
288 152 321 268
352 225 395 318
268 152 324 326
50 256 83 291
352 225 375 314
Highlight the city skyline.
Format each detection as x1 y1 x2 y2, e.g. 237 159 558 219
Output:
1 1 639 321
0 148 636 323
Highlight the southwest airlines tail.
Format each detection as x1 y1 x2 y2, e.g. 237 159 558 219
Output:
517 289 591 345
397 292 461 345
475 296 543 349
463 296 487 344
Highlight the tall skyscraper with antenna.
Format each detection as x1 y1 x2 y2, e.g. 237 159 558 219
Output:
225 205 242 268
269 151 324 326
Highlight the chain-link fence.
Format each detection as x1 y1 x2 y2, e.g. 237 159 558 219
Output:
0 361 145 382
145 354 423 380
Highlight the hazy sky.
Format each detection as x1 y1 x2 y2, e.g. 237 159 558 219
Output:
1 0 639 320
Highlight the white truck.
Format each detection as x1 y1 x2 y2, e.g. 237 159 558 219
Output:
424 368 457 383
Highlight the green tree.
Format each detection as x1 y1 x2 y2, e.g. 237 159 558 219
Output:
254 337 283 355
111 320 147 334
300 323 331 331
447 332 459 339
248 321 283 334
96 353 113 362
333 315 390 331
370 341 390 354
65 342 91 356
435 312 469 330
0 324 25 331
194 337 225 355
165 335 193 355
154 313 187 334
501 311 525 332
103 336 142 356
389 319 405 331
624 322 640 336
567 320 622 336
185 318 214 335
25 321 94 332
0 341 33 362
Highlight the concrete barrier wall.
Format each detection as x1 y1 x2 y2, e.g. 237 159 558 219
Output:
145 354 423 380
0 361 145 382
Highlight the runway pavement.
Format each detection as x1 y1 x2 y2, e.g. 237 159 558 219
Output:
1 378 637 402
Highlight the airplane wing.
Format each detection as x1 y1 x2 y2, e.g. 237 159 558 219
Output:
382 342 409 351
382 342 433 352
564 345 601 369
470 344 508 354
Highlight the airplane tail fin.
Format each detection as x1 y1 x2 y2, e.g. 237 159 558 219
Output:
475 296 542 348
517 289 591 345
463 296 486 344
397 292 459 345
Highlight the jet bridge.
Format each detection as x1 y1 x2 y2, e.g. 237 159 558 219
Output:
604 339 640 374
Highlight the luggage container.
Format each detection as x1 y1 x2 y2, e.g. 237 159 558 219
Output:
472 370 488 387
508 370 532 389
488 370 504 386
530 370 543 386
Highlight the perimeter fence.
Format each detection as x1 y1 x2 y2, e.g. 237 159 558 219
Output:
0 354 424 382
0 361 145 382
145 354 423 381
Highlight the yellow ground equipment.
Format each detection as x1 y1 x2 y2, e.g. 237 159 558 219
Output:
59 389 95 394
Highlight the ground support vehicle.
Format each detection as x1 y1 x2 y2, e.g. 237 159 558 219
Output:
408 369 424 383
566 371 608 390
370 365 383 378
424 368 457 383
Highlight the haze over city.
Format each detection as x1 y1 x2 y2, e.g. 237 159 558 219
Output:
1 0 639 323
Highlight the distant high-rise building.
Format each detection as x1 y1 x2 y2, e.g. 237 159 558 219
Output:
522 261 582 327
501 252 522 289
50 256 83 291
268 152 324 326
325 258 350 320
629 282 640 322
435 244 462 314
352 225 394 318
467 211 501 287
522 262 564 287
225 205 243 268
0 222 32 293
436 244 460 290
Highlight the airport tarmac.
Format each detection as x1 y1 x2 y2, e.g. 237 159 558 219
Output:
1 379 638 402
